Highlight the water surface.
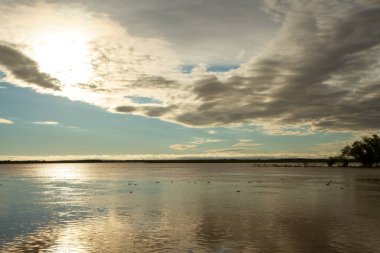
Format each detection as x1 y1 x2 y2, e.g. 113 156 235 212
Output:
1 163 380 252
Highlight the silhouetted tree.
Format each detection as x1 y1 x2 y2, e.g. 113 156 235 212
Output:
363 135 380 167
350 141 374 167
327 156 337 167
339 145 351 167
335 134 380 167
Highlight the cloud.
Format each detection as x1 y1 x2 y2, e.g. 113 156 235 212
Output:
256 123 316 136
171 1 380 132
205 139 262 154
170 137 223 151
232 140 262 148
0 44 61 90
70 0 279 65
1 1 379 134
33 121 59 125
0 118 14 124
0 1 180 107
207 147 254 154
169 144 196 150
143 105 177 117
190 137 223 145
114 106 137 114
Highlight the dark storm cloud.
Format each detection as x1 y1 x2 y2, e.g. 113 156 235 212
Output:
0 44 61 90
173 5 380 132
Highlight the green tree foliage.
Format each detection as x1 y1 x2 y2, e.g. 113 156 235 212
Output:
332 134 380 167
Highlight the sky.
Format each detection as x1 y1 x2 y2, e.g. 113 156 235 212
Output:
0 0 379 160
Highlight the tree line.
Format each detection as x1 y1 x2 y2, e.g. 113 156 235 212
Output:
328 134 380 167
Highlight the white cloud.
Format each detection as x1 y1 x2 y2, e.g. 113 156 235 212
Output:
207 147 251 154
33 121 59 125
204 139 262 154
169 144 196 150
257 123 316 136
170 137 223 151
233 140 262 148
0 118 14 124
190 137 223 145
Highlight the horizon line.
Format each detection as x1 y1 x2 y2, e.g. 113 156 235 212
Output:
0 158 331 164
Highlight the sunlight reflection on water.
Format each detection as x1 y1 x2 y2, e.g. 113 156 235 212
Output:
1 163 380 252
40 163 87 180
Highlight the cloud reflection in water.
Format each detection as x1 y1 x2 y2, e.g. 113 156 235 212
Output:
1 163 380 252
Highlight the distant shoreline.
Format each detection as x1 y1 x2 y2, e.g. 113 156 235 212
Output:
0 158 329 164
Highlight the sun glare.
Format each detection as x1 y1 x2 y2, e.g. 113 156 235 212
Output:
42 164 86 180
30 29 94 86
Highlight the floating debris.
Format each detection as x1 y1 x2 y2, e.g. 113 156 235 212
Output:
236 190 241 193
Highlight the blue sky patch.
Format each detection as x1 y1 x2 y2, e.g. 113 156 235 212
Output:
125 96 162 104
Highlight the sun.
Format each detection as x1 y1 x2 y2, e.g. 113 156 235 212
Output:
30 29 94 86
